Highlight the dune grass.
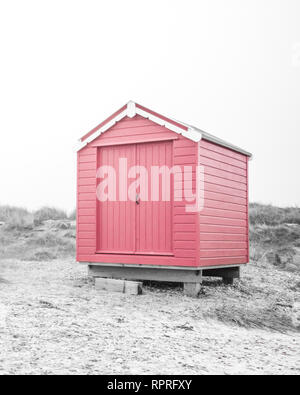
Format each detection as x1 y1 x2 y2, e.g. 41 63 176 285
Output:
249 203 300 226
0 205 74 230
0 206 34 230
34 207 68 225
0 205 75 260
249 204 300 272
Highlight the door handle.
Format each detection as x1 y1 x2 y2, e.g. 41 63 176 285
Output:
136 194 140 205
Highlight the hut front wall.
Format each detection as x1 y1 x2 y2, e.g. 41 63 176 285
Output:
77 115 200 267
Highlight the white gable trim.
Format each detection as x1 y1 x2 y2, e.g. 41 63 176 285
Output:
76 101 201 151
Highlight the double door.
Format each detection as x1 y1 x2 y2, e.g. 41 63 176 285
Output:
97 141 173 255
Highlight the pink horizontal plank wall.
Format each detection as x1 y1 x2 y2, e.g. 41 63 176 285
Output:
198 139 249 267
77 145 97 261
77 115 198 267
173 137 198 262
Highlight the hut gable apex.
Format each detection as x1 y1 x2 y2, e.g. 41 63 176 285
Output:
77 101 201 151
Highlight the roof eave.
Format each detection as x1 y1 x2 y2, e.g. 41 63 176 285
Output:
197 129 252 158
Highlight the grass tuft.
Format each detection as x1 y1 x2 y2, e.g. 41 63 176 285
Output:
34 207 68 225
249 203 300 226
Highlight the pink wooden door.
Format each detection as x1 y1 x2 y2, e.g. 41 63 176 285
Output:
136 141 173 255
97 141 173 255
97 144 136 253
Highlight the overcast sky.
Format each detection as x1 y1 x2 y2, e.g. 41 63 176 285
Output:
0 0 299 212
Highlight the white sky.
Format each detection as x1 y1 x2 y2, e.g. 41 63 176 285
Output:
0 0 299 212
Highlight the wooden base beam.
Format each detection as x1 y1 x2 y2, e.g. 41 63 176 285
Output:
87 264 241 294
88 265 203 283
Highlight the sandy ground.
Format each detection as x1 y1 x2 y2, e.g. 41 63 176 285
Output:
0 258 299 375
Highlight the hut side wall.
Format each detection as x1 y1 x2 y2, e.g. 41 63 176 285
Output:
198 139 249 267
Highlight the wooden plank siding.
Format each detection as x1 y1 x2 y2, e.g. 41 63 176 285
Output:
77 115 198 267
77 144 97 259
198 139 249 267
